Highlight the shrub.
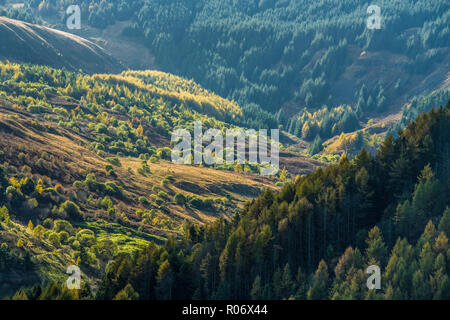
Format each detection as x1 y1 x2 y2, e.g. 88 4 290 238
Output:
60 201 81 220
107 170 117 178
0 206 10 223
53 219 74 235
157 147 172 160
59 231 70 244
135 209 143 218
174 193 186 205
54 184 64 194
16 239 24 248
189 197 204 209
71 240 81 249
105 182 122 197
106 157 121 167
43 218 53 229
138 196 149 205
188 197 214 209
27 198 38 209
101 196 113 210
33 225 46 237
76 229 95 247
203 198 214 208
149 156 159 163
73 180 84 188
158 191 169 199
21 178 35 195
164 175 175 182
95 123 108 134
27 104 48 114
107 207 116 217
149 194 158 202
140 161 151 174
85 174 102 192
48 232 60 247
113 284 139 300
5 186 17 196
161 179 170 188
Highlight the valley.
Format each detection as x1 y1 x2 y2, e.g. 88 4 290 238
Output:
0 0 448 302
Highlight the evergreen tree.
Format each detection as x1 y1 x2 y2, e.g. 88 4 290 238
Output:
156 260 174 300
250 276 263 300
365 226 388 266
307 260 329 300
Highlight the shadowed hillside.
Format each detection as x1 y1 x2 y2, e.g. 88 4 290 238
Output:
0 17 123 74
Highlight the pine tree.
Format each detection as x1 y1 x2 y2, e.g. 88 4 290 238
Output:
27 220 34 231
309 135 323 155
16 239 24 248
365 226 387 266
438 207 450 238
272 267 283 299
113 284 139 300
155 260 173 300
307 260 329 300
280 263 293 299
412 165 445 224
250 276 263 300
419 242 435 277
433 232 448 256
12 289 29 300
294 267 308 300
411 269 432 299
136 124 144 136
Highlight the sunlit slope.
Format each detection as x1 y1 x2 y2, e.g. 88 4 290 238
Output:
95 70 242 122
0 62 274 297
0 62 278 235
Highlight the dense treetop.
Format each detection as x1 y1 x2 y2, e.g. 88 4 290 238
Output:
21 0 448 109
6 0 448 142
14 99 448 300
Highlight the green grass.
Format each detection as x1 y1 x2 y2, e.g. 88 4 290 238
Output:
74 220 166 252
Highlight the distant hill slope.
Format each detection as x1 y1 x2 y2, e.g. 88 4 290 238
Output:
0 17 123 74
13 0 448 155
41 0 447 115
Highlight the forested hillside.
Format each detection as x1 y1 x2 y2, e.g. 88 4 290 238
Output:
8 99 449 300
0 0 449 302
55 100 448 300
3 0 448 161
0 61 322 297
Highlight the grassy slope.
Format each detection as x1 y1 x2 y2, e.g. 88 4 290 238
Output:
0 17 123 74
0 98 278 231
0 106 280 295
0 61 324 296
